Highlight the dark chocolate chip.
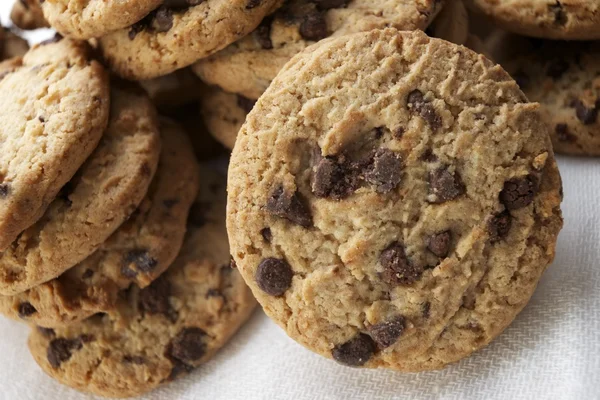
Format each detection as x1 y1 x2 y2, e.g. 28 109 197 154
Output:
426 230 451 258
428 166 465 203
406 89 441 130
255 17 273 49
555 123 577 142
332 334 376 367
122 249 158 277
167 360 195 381
420 149 438 163
266 186 312 227
38 116 45 123
168 327 207 364
364 148 402 193
546 59 569 79
47 338 82 368
152 7 174 32
393 127 405 139
571 99 599 125
311 154 361 200
255 257 293 296
0 184 9 198
246 0 262 9
299 11 328 41
18 302 37 318
139 278 178 322
236 95 256 113
260 227 272 242
123 355 146 364
314 0 350 10
380 242 423 285
488 210 512 242
500 175 538 210
368 316 406 348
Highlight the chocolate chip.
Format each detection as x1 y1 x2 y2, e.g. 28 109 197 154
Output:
139 278 178 322
500 175 538 210
122 249 158 277
393 127 405 139
236 95 256 113
255 17 273 49
406 89 441 130
123 355 146 364
299 11 328 41
332 334 376 367
168 328 207 364
314 0 350 10
129 22 145 40
428 167 465 203
152 8 173 32
255 258 293 296
260 227 272 242
37 327 55 338
47 338 82 368
18 302 37 318
266 186 312 227
420 149 438 163
364 148 402 193
167 360 195 381
380 242 423 285
426 230 451 258
38 116 45 123
0 184 9 198
555 123 577 142
549 3 567 25
188 201 210 227
571 99 599 125
488 210 512 241
546 59 569 79
368 316 406 348
246 0 262 9
80 334 95 344
311 155 361 200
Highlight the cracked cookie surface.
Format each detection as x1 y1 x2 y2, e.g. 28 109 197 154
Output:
193 0 444 99
28 167 256 398
227 29 563 371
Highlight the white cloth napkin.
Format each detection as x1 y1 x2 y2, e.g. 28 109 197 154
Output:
1 6 599 400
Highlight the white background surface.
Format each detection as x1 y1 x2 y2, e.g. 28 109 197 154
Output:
1 4 599 400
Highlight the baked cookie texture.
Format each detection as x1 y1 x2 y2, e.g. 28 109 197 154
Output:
40 0 162 39
0 119 199 327
200 86 254 150
28 167 256 398
487 33 600 156
99 0 283 80
10 0 49 30
227 29 563 371
0 85 160 296
193 0 444 99
0 38 110 252
465 0 600 40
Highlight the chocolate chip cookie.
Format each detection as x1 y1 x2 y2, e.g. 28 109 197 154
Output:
0 85 161 296
10 0 49 30
227 29 563 371
200 86 253 150
28 167 256 398
489 35 600 156
0 119 199 327
0 38 110 252
99 0 283 80
192 0 444 99
465 0 600 40
40 0 162 39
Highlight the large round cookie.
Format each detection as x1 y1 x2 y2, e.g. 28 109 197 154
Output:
465 0 600 40
227 29 563 371
0 85 160 296
40 0 161 39
11 0 49 30
200 86 254 150
99 0 283 80
28 167 256 398
192 0 445 99
0 119 199 327
0 38 110 252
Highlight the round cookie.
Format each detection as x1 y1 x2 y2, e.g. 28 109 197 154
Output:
426 0 469 45
191 0 445 99
0 28 29 60
11 0 49 30
227 29 563 371
200 86 254 150
465 0 600 40
28 167 256 398
0 38 110 252
0 119 199 327
98 0 283 80
0 85 161 296
40 0 162 40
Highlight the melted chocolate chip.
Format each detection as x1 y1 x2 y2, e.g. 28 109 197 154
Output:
168 328 207 364
368 316 406 348
255 17 273 49
246 0 262 9
428 167 465 203
406 89 441 130
47 338 82 368
139 278 178 322
123 355 146 364
266 186 312 227
312 154 361 200
546 59 569 79
260 227 272 242
332 334 376 367
256 257 293 296
299 12 328 41
571 99 599 125
364 148 402 193
555 123 577 142
122 249 158 277
426 230 451 258
488 210 512 242
500 175 538 210
380 242 423 285
236 95 256 113
18 302 37 318
0 184 9 198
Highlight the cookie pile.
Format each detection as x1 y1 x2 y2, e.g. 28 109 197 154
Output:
4 0 589 395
